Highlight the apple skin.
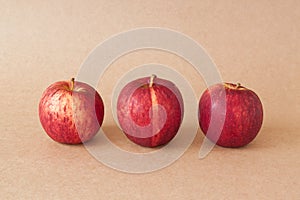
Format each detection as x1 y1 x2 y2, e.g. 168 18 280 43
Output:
198 83 263 148
117 75 183 147
39 78 104 144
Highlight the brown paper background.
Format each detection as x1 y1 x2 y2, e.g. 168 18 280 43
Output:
1 0 299 199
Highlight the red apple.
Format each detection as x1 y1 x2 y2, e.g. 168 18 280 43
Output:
198 83 263 148
117 75 183 147
39 78 104 144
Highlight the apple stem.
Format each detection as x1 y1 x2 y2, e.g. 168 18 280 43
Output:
149 74 156 87
236 82 241 89
70 78 75 91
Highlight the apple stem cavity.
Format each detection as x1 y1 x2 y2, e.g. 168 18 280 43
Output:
149 74 157 87
236 82 241 89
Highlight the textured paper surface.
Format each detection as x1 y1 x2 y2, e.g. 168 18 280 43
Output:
0 1 299 199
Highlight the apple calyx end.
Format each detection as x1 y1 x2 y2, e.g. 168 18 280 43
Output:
149 74 157 87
